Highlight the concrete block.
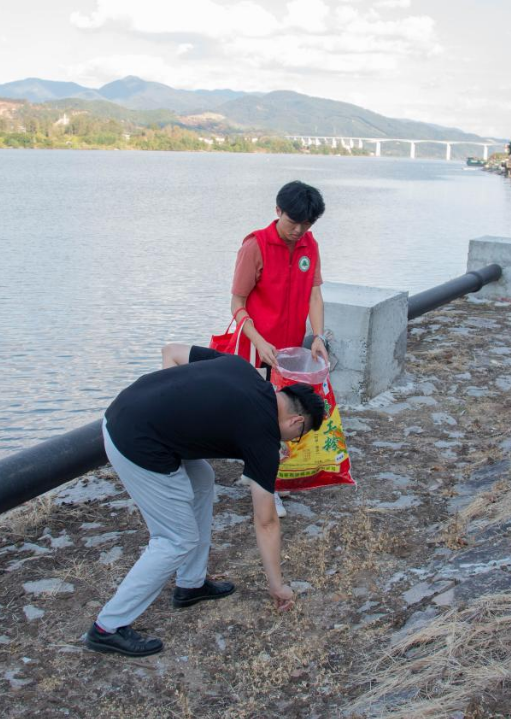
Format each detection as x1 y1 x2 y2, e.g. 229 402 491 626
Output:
467 235 511 299
322 282 408 404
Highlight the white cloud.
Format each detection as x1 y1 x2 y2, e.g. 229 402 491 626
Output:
225 35 398 74
376 0 412 8
177 44 194 56
335 6 359 25
283 0 330 33
70 0 279 38
66 54 186 87
70 1 441 81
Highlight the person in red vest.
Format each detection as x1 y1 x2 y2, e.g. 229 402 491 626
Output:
230 180 328 517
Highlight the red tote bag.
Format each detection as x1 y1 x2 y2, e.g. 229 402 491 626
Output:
209 315 258 364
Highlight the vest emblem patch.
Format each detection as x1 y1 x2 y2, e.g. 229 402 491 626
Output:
298 256 311 272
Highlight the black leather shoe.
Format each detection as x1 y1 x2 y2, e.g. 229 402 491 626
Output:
172 579 236 608
85 623 163 657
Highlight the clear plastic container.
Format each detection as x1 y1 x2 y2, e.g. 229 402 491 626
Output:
275 347 328 385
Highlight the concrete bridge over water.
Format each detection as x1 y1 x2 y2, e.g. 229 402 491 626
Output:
285 135 504 161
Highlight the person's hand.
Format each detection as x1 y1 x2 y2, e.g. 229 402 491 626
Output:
311 336 328 364
269 584 295 612
255 338 279 368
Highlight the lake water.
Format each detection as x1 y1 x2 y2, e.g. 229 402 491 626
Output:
1 150 510 457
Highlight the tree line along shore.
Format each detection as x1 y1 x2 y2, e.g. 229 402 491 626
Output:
0 100 364 155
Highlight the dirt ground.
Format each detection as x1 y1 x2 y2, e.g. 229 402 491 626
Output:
1 297 510 719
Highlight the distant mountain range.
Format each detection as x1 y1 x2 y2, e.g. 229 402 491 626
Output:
0 75 501 143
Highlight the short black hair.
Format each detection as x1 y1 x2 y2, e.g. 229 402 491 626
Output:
276 181 325 225
281 384 325 432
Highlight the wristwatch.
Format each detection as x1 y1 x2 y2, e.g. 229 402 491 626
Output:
313 334 326 344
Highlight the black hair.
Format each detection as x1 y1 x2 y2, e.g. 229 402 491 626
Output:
281 384 325 432
276 181 325 225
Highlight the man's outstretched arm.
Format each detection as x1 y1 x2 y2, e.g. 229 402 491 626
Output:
250 481 294 611
161 343 191 369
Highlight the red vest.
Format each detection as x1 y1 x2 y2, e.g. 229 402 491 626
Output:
236 220 319 365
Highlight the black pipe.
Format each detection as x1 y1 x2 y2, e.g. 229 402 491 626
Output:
408 264 502 320
0 263 504 515
0 420 106 514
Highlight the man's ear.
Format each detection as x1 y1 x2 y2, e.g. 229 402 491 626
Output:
291 414 304 431
276 206 282 218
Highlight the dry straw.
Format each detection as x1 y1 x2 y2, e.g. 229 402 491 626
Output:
343 593 511 718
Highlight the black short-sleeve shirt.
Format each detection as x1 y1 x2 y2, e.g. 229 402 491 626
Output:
105 346 280 493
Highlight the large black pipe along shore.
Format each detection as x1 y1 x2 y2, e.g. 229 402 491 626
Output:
407 264 502 320
0 420 106 514
0 264 503 515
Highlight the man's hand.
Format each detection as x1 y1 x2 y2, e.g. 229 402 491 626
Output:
254 338 279 368
311 336 328 364
269 584 295 612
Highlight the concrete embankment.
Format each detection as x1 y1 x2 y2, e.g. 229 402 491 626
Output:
1 296 510 718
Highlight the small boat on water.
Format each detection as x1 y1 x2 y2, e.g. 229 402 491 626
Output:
466 156 485 167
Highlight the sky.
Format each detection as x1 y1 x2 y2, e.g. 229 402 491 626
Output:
1 0 510 138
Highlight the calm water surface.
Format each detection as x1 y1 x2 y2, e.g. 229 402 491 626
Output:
1 150 510 455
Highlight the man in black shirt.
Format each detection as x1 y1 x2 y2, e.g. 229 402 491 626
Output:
86 344 324 657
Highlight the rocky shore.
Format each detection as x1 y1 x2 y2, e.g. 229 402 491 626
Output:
1 296 510 719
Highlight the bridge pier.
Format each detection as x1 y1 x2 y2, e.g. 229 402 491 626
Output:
283 136 502 160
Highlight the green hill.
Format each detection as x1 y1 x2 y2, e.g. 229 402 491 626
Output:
0 76 502 144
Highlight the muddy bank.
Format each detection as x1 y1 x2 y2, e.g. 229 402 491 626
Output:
1 297 510 718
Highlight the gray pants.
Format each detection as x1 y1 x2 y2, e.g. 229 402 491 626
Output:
97 421 215 633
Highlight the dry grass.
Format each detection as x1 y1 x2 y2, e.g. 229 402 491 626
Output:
342 593 511 719
461 480 511 528
441 479 511 550
0 494 55 540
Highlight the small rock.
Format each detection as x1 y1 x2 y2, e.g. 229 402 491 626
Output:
408 396 437 407
99 546 123 565
342 417 372 432
83 532 123 548
359 601 378 612
23 579 75 596
371 495 420 510
391 607 438 645
404 425 423 437
352 586 369 598
496 376 511 392
373 441 404 449
377 472 411 488
23 605 45 621
55 477 120 505
3 670 33 688
403 580 453 606
303 524 324 537
431 412 457 426
290 581 312 593
466 386 492 398
285 501 316 518
212 513 250 532
49 532 74 549
433 588 455 607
